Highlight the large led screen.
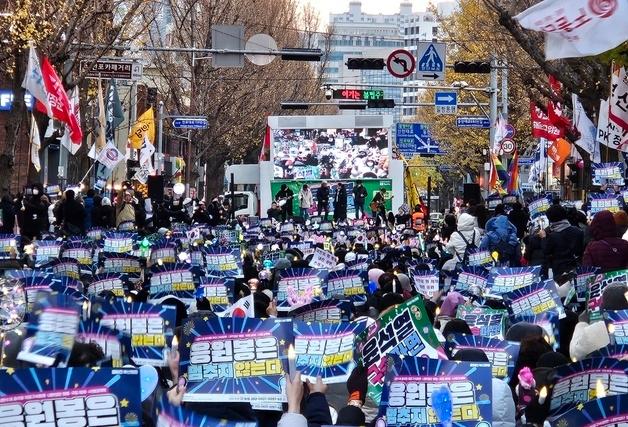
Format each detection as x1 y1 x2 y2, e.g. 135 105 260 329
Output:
272 128 390 180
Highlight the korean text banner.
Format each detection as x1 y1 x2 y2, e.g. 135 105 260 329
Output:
445 334 520 381
377 357 492 427
274 268 328 312
96 300 176 367
326 270 368 306
604 310 628 346
293 319 368 384
453 266 489 294
487 266 542 296
357 295 442 404
203 247 243 277
148 262 196 305
588 269 628 322
78 318 132 368
456 305 508 340
549 394 628 427
180 316 292 404
549 358 628 417
197 276 234 312
528 195 552 220
289 300 352 324
0 368 142 427
503 280 565 320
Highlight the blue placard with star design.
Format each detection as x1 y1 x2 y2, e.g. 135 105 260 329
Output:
179 316 293 404
377 357 492 427
0 367 142 427
549 394 628 426
444 334 520 381
155 395 258 427
293 318 368 384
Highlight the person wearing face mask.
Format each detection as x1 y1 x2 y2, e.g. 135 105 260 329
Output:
22 185 48 240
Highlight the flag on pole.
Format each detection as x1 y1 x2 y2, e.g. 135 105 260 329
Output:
530 101 563 141
133 135 156 184
128 107 155 149
89 80 107 159
106 79 125 146
610 64 628 131
96 142 125 171
259 125 271 161
596 98 628 152
547 138 571 166
216 294 255 318
60 87 82 155
492 114 507 153
572 94 600 162
489 154 508 195
507 151 520 193
21 46 52 117
29 115 41 172
515 0 628 60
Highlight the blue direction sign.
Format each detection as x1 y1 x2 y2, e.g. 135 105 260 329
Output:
172 117 209 129
517 157 535 166
396 123 445 157
434 92 457 115
456 116 490 129
417 42 446 81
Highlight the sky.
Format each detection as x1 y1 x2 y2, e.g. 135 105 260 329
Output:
299 0 441 25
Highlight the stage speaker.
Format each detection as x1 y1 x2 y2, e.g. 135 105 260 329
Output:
463 183 481 205
147 175 165 202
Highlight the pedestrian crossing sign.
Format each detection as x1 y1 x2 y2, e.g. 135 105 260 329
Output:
417 42 446 81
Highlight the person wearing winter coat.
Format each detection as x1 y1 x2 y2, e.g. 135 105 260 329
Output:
93 197 115 228
541 205 584 278
298 184 313 219
60 190 86 235
442 213 482 271
480 205 520 266
508 202 529 239
83 189 95 231
0 195 15 233
582 210 628 272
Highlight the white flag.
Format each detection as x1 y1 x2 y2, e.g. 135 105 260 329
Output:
96 142 124 170
597 98 628 152
133 135 156 184
515 0 628 60
60 87 82 155
29 115 41 172
216 294 255 318
572 94 600 162
610 64 628 131
492 114 507 154
21 46 53 117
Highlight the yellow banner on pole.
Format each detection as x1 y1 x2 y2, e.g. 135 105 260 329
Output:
128 107 155 149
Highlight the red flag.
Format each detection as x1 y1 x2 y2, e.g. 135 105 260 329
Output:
548 74 562 99
259 125 271 161
547 101 572 130
530 101 563 141
507 151 520 193
38 57 82 143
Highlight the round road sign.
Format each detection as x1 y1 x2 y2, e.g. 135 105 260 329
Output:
386 49 416 79
501 138 516 154
504 124 516 140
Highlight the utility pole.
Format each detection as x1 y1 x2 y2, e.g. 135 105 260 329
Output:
157 101 164 174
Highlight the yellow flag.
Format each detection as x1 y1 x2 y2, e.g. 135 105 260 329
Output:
128 107 155 149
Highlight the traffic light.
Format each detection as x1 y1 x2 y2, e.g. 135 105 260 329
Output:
367 99 395 108
567 163 581 186
453 61 491 74
146 87 158 107
346 58 385 70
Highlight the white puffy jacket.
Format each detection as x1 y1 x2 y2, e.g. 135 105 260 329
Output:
443 213 482 271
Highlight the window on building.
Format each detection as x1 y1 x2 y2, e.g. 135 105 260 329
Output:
432 26 439 36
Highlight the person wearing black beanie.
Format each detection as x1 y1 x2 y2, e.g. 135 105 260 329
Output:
442 319 473 339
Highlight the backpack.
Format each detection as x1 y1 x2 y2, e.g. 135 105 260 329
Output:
455 230 477 265
493 236 517 262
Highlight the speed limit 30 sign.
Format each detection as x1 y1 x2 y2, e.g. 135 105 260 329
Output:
500 139 516 154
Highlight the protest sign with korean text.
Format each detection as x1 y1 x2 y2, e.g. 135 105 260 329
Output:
604 310 628 346
197 276 234 312
148 262 196 305
549 394 628 427
456 305 508 340
204 246 243 277
503 280 565 319
275 268 328 312
289 299 352 323
487 266 542 296
77 318 132 368
445 334 519 381
588 269 628 322
453 266 489 293
326 270 368 305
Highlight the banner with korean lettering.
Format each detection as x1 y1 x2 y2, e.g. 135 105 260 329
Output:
357 295 442 404
326 270 368 305
377 357 492 427
445 334 519 381
96 300 176 367
149 241 178 265
204 246 243 277
196 276 234 312
588 269 628 322
155 395 258 427
275 268 328 312
487 266 542 296
550 394 628 427
293 318 368 384
88 273 126 298
19 275 57 309
34 240 63 267
549 358 628 417
0 368 141 427
148 263 197 305
103 231 137 253
410 269 440 299
466 249 494 267
503 279 565 319
455 306 508 340
575 267 600 302
17 292 80 366
47 257 81 281
592 162 625 186
604 310 628 346
289 300 352 324
101 253 142 279
61 241 94 272
77 318 132 368
0 234 19 258
179 316 292 403
589 193 624 214
308 247 338 270
530 102 563 140
528 195 552 220
453 266 490 294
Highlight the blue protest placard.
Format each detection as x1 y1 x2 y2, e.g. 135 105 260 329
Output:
326 270 367 306
101 252 142 278
156 395 258 427
487 266 542 296
445 334 520 381
88 273 126 298
293 319 368 384
377 357 492 427
528 195 552 220
204 246 243 277
149 240 178 265
455 305 507 340
466 248 494 267
77 318 132 368
289 299 352 323
34 240 63 267
86 227 104 241
518 312 560 350
19 274 58 309
604 310 628 346
148 262 196 305
453 266 490 294
102 231 136 253
48 257 82 281
588 269 628 322
179 316 292 403
197 276 234 312
0 233 19 258
503 279 565 319
275 268 328 312
592 162 625 186
61 241 94 268
550 358 628 417
96 299 176 367
18 292 80 366
549 394 628 426
589 193 624 214
0 368 142 427
575 266 600 302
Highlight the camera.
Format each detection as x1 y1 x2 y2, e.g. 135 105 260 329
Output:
325 89 333 100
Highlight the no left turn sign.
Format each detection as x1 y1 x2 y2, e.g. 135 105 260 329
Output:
386 49 416 79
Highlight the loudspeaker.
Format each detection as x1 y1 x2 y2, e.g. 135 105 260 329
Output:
147 175 165 202
463 183 481 205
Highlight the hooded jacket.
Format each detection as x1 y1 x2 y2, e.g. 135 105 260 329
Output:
480 215 519 251
443 213 482 271
583 210 628 272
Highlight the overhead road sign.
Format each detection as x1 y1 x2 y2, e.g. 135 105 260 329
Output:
81 60 143 80
456 116 491 128
396 123 445 157
386 49 416 79
172 117 209 129
417 42 446 81
434 92 457 115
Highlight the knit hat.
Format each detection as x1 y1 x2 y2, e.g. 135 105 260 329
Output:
440 292 466 317
601 284 628 310
396 273 412 292
452 348 490 363
505 322 544 342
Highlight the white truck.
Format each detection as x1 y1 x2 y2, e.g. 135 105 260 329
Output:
222 164 260 217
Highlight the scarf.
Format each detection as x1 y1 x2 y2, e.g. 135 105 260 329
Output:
550 218 571 233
